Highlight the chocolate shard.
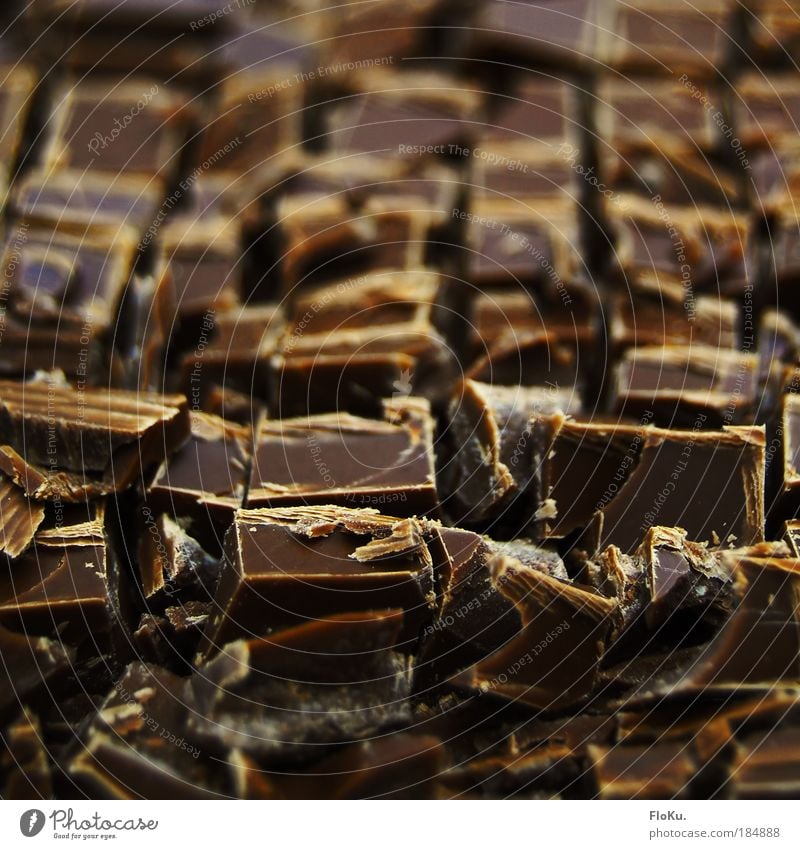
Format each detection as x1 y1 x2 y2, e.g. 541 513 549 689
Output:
136 512 220 611
417 528 567 688
200 506 440 655
187 611 413 764
0 471 45 558
248 397 438 516
729 727 800 799
463 554 618 711
145 411 251 546
133 601 212 671
445 379 576 530
0 378 190 481
1 709 52 799
588 740 697 800
0 624 73 720
66 663 222 800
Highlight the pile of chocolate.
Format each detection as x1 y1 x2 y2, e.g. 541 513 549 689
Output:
2 0 800 799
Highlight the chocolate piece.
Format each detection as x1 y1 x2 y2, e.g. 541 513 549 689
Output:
248 397 438 515
613 344 760 428
779 388 800 512
0 378 190 490
603 0 732 76
539 420 765 553
202 506 440 653
597 76 722 156
465 554 617 711
325 70 480 157
136 512 220 610
189 610 413 764
179 304 285 407
748 0 800 65
470 0 604 69
418 527 567 686
0 225 137 380
0 624 72 720
1 709 52 799
11 169 162 240
66 662 221 799
473 146 581 205
733 73 800 151
588 740 696 799
0 63 36 190
145 412 250 543
134 601 213 670
445 380 576 528
0 510 127 647
0 471 45 558
729 727 800 799
783 519 800 557
44 79 189 179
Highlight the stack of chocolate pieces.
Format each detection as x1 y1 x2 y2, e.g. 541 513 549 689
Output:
1 0 800 801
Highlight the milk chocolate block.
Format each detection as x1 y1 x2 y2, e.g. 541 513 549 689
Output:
66 662 222 800
0 63 36 192
596 76 722 157
0 709 52 799
0 378 190 491
445 380 577 528
417 526 567 686
0 470 45 558
482 74 579 149
609 280 739 352
747 0 800 66
325 70 480 157
43 79 190 180
463 553 618 711
0 225 137 381
765 209 800 291
784 519 800 557
588 740 697 799
613 344 760 428
469 0 605 69
603 0 732 77
197 67 302 179
202 506 440 653
729 727 800 799
0 510 126 646
464 199 580 292
472 146 581 205
611 194 751 297
161 217 242 349
272 319 453 417
600 145 743 209
11 169 162 240
189 610 413 764
145 411 250 543
248 397 438 516
0 624 72 720
179 304 285 408
595 526 734 655
538 420 765 553
136 511 220 611
733 74 800 151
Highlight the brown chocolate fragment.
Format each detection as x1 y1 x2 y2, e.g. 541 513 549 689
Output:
201 506 440 654
0 472 45 558
248 397 438 516
188 610 413 764
1 709 52 799
588 740 697 799
66 663 222 799
729 727 800 799
459 554 617 711
0 378 190 488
